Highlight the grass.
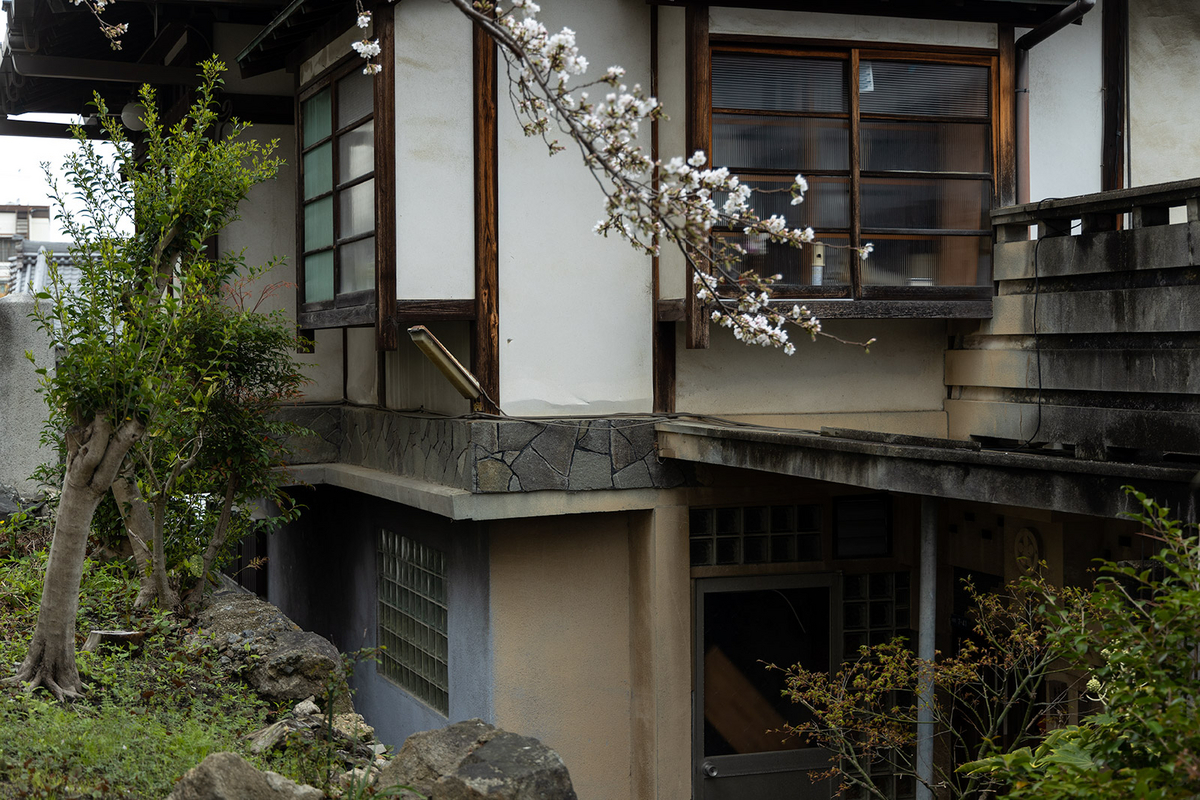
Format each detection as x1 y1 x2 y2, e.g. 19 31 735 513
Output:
0 526 340 799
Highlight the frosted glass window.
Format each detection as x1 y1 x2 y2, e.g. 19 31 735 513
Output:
713 54 847 113
859 61 989 118
378 531 449 715
718 232 851 287
338 70 373 126
713 115 849 172
718 175 849 230
302 88 331 146
340 237 375 294
303 196 334 251
303 142 333 199
861 178 990 231
304 251 334 303
861 235 991 287
861 121 990 173
339 179 375 239
339 120 374 182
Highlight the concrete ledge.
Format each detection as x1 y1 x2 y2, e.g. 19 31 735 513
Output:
283 463 673 521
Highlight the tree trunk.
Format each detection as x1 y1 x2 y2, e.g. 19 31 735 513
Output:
9 415 142 700
111 471 155 608
149 493 178 610
183 474 238 611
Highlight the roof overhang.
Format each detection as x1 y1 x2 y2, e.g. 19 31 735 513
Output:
237 0 356 79
656 420 1200 521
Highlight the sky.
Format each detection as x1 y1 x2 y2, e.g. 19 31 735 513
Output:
0 15 82 236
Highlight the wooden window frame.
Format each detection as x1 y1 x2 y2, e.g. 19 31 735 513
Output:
704 37 1009 314
296 39 396 339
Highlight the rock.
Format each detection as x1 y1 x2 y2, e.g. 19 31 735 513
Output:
376 718 498 797
333 712 375 741
434 731 578 800
166 752 322 800
82 630 145 653
246 721 293 755
247 630 345 706
293 696 320 717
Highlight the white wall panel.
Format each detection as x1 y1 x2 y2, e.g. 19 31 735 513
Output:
394 0 475 300
497 0 653 416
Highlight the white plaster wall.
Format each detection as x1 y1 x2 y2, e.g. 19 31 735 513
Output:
1129 0 1200 188
218 124 344 403
676 319 947 418
657 6 688 301
0 213 15 236
709 8 997 48
498 0 653 416
394 0 476 300
1025 7 1104 202
27 216 50 241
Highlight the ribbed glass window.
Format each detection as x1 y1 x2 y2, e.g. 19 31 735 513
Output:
713 115 849 172
713 54 847 113
861 121 990 174
861 178 991 231
859 61 989 118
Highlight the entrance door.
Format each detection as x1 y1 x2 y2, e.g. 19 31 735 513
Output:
694 574 840 800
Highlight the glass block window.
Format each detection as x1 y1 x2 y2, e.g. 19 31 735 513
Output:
689 504 821 567
842 571 911 657
378 531 448 715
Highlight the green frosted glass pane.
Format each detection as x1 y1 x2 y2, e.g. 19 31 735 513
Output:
340 236 374 294
303 142 333 199
304 251 334 303
302 88 331 146
304 197 333 251
338 69 373 126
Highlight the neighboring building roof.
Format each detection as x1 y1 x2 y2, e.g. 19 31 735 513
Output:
4 239 77 296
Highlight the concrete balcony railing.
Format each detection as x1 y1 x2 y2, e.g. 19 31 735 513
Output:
946 178 1200 462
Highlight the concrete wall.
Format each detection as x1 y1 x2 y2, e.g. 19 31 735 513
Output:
394 0 476 300
1129 0 1200 188
1024 2 1105 202
268 485 492 747
497 0 654 417
676 318 949 435
489 512 634 800
0 295 54 496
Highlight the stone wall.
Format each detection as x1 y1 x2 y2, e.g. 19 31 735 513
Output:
279 405 686 493
0 295 54 497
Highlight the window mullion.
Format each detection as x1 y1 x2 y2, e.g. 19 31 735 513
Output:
848 49 863 299
331 82 342 299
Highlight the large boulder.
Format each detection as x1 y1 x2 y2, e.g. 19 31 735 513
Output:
166 751 322 800
434 731 578 800
188 591 351 712
376 719 576 800
246 630 342 703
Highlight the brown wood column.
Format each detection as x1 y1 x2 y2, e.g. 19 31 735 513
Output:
374 5 398 351
651 4 676 412
997 26 1017 207
473 21 501 413
684 5 711 350
1101 0 1128 193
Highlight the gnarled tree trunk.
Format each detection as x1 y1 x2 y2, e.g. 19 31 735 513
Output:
9 415 142 700
111 470 156 609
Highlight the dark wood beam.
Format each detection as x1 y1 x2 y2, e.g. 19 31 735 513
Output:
11 54 201 86
374 7 398 351
1101 0 1127 193
684 5 711 350
473 19 500 414
0 118 101 139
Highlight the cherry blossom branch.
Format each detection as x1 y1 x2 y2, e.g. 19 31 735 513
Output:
70 0 129 50
443 0 874 354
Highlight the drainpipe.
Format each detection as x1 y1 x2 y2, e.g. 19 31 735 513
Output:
915 497 939 800
1015 0 1097 204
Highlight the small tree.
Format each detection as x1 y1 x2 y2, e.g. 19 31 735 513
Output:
9 60 282 699
963 490 1200 799
777 576 1087 799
